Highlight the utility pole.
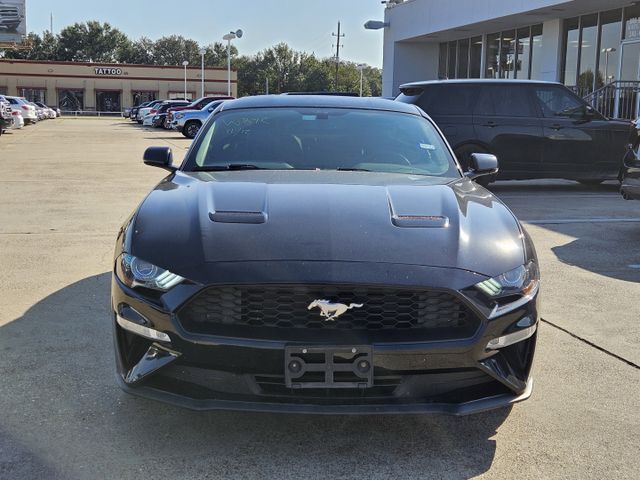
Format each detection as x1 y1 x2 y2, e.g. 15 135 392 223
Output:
50 13 53 33
332 21 345 91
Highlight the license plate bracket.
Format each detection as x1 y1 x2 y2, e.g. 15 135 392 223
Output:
284 346 373 389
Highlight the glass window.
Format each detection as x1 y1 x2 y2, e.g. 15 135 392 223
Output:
189 108 461 179
598 10 622 86
169 92 194 100
58 90 84 111
578 14 598 94
534 86 584 117
447 41 457 78
500 30 517 79
132 91 157 105
479 86 535 117
438 43 448 79
563 18 580 85
599 11 622 84
469 36 482 78
457 38 469 78
96 91 121 112
516 27 531 79
18 88 46 103
485 33 500 78
530 24 544 80
624 4 640 40
0 86 7 95
420 85 481 115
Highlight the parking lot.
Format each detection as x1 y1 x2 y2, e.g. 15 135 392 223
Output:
0 118 639 479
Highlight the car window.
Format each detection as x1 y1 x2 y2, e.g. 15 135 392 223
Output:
475 86 535 117
534 86 584 118
419 85 481 116
188 108 460 178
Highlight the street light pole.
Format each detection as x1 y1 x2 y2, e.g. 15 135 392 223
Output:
199 48 206 98
223 30 243 97
357 63 366 97
602 47 616 85
182 60 189 100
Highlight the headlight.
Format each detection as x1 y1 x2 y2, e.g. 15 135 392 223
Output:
175 113 185 119
475 261 539 299
115 254 184 291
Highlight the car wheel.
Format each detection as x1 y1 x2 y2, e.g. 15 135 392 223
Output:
454 144 494 187
184 121 201 139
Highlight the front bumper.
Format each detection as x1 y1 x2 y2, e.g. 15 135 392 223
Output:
111 265 538 415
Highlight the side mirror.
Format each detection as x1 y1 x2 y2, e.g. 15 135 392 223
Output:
143 146 176 172
465 153 499 179
208 106 215 112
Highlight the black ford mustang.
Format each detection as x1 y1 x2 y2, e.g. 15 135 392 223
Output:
112 95 540 415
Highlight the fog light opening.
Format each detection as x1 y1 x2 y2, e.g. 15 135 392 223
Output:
117 315 171 343
486 324 536 350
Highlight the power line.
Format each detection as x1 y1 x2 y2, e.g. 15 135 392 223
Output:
332 21 345 91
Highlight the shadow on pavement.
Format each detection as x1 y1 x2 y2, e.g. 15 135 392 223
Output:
0 273 510 479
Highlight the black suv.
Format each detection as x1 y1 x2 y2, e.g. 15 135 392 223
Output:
396 80 630 184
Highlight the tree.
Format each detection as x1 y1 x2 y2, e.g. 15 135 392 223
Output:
56 21 130 62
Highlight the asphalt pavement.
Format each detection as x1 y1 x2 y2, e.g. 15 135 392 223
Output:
0 118 638 479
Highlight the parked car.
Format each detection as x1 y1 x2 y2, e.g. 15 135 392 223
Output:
10 108 24 130
171 100 225 138
129 102 151 121
35 101 57 118
0 95 12 135
166 95 234 128
4 96 37 124
396 80 631 185
136 100 164 124
112 95 539 415
0 2 23 32
144 100 191 128
621 119 640 200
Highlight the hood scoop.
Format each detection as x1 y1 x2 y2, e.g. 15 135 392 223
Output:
387 185 451 229
207 182 268 224
391 215 449 228
209 211 267 224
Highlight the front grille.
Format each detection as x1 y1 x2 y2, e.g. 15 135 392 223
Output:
178 285 480 341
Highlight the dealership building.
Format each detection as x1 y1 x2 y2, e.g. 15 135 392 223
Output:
381 0 640 100
0 59 237 111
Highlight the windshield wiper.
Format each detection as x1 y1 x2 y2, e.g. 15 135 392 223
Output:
336 167 371 172
195 164 265 171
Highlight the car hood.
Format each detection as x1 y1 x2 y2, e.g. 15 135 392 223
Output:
131 171 525 279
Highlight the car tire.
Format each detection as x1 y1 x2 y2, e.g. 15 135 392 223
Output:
454 144 494 187
184 121 201 139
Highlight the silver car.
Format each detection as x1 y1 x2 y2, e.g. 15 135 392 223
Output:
171 100 226 138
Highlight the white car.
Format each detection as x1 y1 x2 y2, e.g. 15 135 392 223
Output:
142 112 155 126
9 109 24 129
135 100 163 123
5 96 37 124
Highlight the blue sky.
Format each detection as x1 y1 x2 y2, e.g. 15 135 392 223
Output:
25 0 385 67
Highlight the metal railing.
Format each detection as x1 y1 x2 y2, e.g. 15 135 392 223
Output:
61 110 124 117
580 81 640 120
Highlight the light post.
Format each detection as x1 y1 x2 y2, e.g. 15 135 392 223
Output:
199 48 206 98
223 29 243 97
602 47 616 84
182 60 189 100
357 63 366 97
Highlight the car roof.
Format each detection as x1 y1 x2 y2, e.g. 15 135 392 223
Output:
400 79 563 89
220 95 420 115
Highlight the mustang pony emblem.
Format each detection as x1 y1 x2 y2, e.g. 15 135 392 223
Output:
307 300 363 321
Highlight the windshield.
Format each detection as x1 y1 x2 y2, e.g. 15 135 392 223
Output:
186 107 460 177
